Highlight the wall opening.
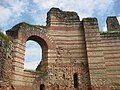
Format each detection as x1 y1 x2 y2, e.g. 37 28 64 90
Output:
74 73 78 89
24 35 48 71
40 84 45 90
24 40 42 70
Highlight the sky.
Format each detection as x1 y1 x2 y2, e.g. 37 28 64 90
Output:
0 0 120 70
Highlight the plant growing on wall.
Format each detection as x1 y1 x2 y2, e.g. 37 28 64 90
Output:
0 32 12 41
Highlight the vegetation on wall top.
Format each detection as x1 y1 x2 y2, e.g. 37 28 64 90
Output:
14 22 45 28
83 17 97 22
101 29 120 34
0 32 12 41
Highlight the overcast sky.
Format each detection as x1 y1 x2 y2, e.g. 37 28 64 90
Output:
0 0 120 70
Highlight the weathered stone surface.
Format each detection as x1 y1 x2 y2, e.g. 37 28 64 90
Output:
106 16 120 31
0 40 14 90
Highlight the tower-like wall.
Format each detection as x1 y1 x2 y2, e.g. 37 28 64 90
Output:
83 18 107 89
106 16 120 31
46 8 91 90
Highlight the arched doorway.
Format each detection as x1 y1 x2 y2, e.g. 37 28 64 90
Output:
40 84 45 90
25 35 48 71
24 40 42 70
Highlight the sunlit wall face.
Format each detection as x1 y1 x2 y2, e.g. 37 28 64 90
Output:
24 40 42 70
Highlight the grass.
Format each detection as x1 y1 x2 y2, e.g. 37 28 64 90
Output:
0 32 12 41
101 29 120 34
14 22 45 28
83 17 97 21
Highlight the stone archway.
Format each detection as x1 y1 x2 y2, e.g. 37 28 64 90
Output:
6 22 55 70
6 22 55 90
26 35 48 71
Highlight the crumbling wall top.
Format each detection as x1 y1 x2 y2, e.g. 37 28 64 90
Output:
106 16 120 31
47 7 80 24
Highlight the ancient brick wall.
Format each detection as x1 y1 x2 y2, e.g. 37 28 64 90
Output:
100 16 120 90
106 16 120 31
83 18 107 90
6 23 53 90
0 40 13 90
101 32 120 89
2 8 120 90
46 8 91 90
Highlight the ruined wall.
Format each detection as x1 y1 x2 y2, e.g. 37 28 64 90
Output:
106 16 120 31
46 8 91 90
2 8 120 90
6 23 53 90
0 40 13 90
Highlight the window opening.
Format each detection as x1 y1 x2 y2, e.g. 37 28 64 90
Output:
74 73 78 88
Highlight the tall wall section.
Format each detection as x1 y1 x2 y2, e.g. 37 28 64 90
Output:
46 8 91 90
6 23 51 90
83 18 107 90
0 36 14 90
100 16 120 89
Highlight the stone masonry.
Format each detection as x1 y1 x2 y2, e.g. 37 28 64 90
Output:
0 40 13 90
0 7 120 90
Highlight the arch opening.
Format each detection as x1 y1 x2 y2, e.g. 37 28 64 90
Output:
24 35 48 71
24 40 42 70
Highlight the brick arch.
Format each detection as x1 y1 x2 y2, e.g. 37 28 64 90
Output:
6 23 55 50
26 35 49 71
19 28 55 50
6 23 56 72
17 25 56 71
27 35 48 50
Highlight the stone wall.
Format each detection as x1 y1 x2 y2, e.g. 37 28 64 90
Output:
106 16 120 31
83 18 107 89
1 8 120 90
0 40 14 90
46 8 91 90
101 32 120 89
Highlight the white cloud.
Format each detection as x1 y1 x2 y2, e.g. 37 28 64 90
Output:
33 0 115 19
0 0 116 29
117 16 120 24
0 6 12 23
102 24 107 32
24 41 42 70
25 47 42 60
24 60 40 70
9 0 28 17
0 0 28 26
24 47 42 70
